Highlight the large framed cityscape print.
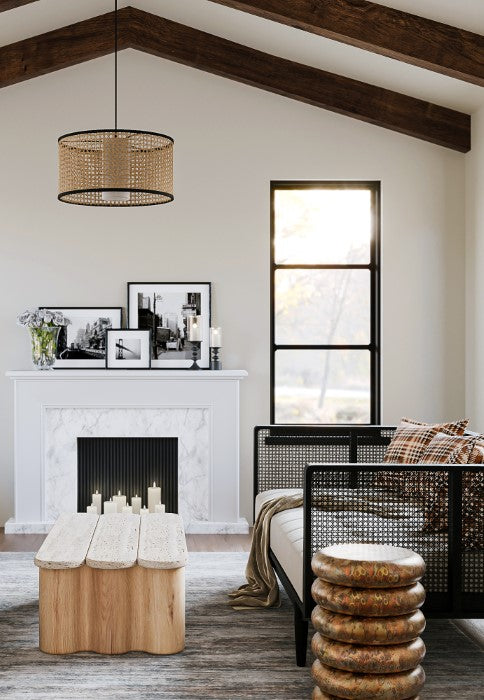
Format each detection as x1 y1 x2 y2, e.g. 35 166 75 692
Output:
41 307 123 368
127 283 211 368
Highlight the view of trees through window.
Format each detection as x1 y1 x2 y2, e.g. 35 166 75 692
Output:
271 183 380 424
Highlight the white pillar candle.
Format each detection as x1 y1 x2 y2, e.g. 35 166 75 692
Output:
140 506 149 516
104 498 117 514
86 504 97 514
92 490 102 515
112 490 127 513
148 481 162 513
122 505 133 514
210 327 222 347
155 503 166 514
188 315 202 341
131 495 142 514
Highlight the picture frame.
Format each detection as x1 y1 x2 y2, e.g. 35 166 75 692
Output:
40 307 123 369
127 283 211 369
105 329 151 369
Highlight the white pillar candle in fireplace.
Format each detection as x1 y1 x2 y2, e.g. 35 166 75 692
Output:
86 504 97 514
131 495 142 514
122 505 133 514
91 490 102 515
155 503 166 514
112 490 127 512
210 327 222 347
104 498 117 514
148 481 161 513
140 506 149 516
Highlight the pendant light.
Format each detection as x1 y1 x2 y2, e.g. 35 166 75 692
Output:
58 1 174 206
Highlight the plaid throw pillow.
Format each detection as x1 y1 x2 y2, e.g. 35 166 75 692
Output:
419 433 478 465
383 426 439 465
400 417 469 436
383 418 469 465
376 418 470 494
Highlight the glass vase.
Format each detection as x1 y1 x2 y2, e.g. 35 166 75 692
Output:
29 326 60 370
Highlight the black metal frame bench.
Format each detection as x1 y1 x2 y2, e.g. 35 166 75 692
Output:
254 425 484 666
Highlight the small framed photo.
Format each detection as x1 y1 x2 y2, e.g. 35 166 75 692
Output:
127 282 211 368
41 307 123 369
106 329 151 369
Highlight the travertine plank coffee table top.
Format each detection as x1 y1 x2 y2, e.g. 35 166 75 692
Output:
34 513 99 569
35 512 187 571
86 513 141 569
138 513 187 569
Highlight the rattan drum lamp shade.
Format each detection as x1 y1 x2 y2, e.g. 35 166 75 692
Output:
57 1 174 207
58 130 174 206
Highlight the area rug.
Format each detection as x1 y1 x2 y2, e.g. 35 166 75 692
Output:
0 553 483 699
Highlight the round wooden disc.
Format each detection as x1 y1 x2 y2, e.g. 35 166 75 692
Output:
312 687 343 700
312 688 420 700
311 606 426 645
311 578 425 617
312 544 425 588
312 659 425 700
312 632 426 674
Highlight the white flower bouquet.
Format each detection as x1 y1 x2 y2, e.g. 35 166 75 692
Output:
17 309 71 328
17 309 70 369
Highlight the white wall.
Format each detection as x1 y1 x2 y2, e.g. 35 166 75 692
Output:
0 50 467 526
466 104 484 426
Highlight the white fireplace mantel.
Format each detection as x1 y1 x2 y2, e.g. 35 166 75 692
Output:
5 369 248 534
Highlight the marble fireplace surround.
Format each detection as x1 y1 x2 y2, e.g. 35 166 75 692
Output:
6 370 248 534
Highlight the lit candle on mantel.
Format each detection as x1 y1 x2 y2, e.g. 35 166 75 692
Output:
188 315 202 341
148 482 162 513
104 498 116 514
113 490 127 513
210 327 222 347
140 506 149 516
86 503 97 514
131 495 142 514
122 505 133 514
155 503 166 514
92 490 102 515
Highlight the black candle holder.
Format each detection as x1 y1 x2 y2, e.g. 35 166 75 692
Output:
190 341 201 370
210 347 222 370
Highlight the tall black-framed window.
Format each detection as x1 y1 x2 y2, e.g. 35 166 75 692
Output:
270 181 381 425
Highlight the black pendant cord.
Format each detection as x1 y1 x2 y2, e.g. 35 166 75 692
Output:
114 0 118 132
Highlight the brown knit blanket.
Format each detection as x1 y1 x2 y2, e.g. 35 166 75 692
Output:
229 493 303 609
229 490 412 609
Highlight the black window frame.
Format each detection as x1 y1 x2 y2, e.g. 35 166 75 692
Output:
270 180 381 425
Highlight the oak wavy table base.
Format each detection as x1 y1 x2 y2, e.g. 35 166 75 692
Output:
39 565 185 654
312 659 425 700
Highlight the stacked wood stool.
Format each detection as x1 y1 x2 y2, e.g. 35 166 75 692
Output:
311 543 426 700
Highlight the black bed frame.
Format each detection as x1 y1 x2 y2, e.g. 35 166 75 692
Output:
254 425 484 666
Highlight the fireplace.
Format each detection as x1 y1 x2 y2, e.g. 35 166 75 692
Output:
77 437 178 513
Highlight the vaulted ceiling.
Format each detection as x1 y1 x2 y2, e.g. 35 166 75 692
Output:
1 0 483 152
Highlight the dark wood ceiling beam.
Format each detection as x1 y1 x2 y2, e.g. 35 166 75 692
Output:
0 11 129 89
0 6 471 151
208 0 484 87
0 0 38 11
127 7 470 152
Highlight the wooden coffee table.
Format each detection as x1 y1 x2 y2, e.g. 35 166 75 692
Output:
35 512 187 655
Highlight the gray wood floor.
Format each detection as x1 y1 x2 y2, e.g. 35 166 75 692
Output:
0 528 252 553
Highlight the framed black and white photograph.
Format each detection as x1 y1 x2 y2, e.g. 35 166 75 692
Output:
40 307 123 369
127 283 211 368
106 329 151 369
